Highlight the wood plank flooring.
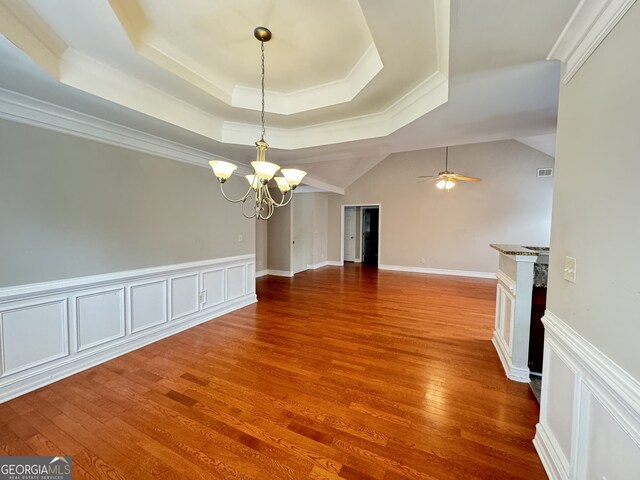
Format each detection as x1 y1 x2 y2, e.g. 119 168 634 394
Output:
0 264 547 479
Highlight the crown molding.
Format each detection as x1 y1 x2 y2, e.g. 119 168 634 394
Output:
548 0 637 83
0 89 347 190
223 71 448 150
0 88 231 169
231 43 383 115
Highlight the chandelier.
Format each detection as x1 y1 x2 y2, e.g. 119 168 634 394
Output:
209 27 307 220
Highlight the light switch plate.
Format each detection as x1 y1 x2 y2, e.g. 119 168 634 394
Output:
564 256 577 283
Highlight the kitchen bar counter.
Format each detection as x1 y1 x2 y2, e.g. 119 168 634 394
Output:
490 243 549 383
490 244 549 256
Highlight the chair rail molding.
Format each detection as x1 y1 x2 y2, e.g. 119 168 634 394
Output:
0 255 257 403
534 310 640 479
548 0 637 83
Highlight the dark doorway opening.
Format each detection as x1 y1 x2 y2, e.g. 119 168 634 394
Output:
362 207 379 267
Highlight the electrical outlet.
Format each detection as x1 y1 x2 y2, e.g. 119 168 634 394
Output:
564 256 577 283
238 234 243 242
199 291 206 303
420 257 426 264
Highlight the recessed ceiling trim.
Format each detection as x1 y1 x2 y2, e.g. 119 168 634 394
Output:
0 0 66 78
138 34 232 104
59 48 226 141
231 43 383 115
222 71 448 149
2 0 449 151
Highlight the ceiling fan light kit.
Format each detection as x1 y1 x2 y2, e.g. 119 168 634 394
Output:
209 27 307 220
418 146 481 191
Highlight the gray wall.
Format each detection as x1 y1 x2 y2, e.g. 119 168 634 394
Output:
328 140 554 273
311 193 329 266
0 120 254 287
266 199 292 272
292 194 314 273
548 2 640 380
255 217 268 273
265 192 328 274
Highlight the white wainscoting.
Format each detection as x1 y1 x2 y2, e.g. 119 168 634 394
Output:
0 254 256 403
492 269 531 382
534 311 640 479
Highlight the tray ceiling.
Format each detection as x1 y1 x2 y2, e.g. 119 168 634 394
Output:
1 0 447 149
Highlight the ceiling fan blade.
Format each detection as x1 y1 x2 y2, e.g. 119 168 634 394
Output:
417 175 439 178
450 174 481 182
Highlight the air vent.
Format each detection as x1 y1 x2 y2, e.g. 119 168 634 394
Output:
537 168 554 178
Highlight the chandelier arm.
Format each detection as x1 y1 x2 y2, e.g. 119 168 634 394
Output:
265 185 293 208
259 198 275 220
240 194 258 219
256 186 265 218
219 182 254 204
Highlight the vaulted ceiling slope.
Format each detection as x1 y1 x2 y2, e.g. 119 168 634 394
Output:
0 0 578 192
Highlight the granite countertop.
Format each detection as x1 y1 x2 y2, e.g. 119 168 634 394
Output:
490 244 548 256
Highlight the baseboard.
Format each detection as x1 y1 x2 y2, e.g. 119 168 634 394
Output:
307 261 329 270
533 423 567 480
255 269 267 278
492 331 530 383
265 269 293 277
326 261 343 267
378 264 496 279
534 310 640 479
0 255 257 403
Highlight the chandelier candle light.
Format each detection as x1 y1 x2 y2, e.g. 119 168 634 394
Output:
209 27 307 220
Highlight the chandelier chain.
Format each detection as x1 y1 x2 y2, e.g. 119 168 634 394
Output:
260 41 266 141
209 27 306 220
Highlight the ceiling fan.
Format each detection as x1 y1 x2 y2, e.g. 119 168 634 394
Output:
418 147 481 190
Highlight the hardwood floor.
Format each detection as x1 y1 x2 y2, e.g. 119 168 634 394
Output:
0 264 547 479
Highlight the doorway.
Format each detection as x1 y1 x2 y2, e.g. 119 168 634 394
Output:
361 207 379 266
341 204 381 267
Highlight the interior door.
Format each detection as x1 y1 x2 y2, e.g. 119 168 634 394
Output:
344 207 356 262
362 208 379 266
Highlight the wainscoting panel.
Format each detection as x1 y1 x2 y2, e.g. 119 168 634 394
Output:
74 287 125 352
129 280 167 334
580 381 640 478
534 311 640 479
226 264 246 301
0 254 257 403
0 298 68 377
202 268 224 309
246 262 256 295
492 271 528 382
170 273 199 321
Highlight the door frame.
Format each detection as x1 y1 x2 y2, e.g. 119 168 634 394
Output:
343 206 357 262
340 203 381 265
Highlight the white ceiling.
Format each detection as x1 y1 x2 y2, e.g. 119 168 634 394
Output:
0 0 579 191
